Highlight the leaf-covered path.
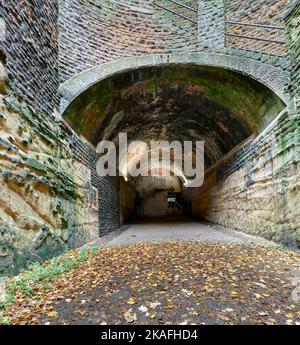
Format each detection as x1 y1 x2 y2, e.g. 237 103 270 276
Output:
5 241 300 325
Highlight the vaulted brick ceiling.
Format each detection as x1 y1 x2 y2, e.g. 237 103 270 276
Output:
63 65 284 169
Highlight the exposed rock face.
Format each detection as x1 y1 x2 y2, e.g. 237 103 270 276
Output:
191 2 300 248
191 109 300 247
0 95 99 275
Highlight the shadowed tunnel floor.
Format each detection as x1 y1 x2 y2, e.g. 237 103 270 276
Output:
97 218 276 248
4 220 300 325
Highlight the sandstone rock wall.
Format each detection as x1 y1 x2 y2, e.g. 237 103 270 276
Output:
0 91 99 275
192 109 300 247
0 2 121 275
58 0 292 84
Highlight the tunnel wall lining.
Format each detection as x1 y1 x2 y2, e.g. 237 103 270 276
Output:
0 0 299 275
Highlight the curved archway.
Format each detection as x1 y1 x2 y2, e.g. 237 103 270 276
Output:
61 62 286 220
59 52 290 114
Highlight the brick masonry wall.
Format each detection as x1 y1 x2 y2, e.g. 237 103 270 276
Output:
0 90 120 275
58 0 291 86
120 178 135 224
0 0 59 115
224 0 295 56
285 1 300 108
58 0 198 82
70 136 120 235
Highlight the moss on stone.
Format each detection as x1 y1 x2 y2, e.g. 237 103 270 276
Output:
63 65 284 143
65 81 111 136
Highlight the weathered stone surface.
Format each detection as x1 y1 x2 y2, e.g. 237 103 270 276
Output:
191 2 300 248
191 110 300 247
285 1 300 109
134 176 183 218
0 95 99 275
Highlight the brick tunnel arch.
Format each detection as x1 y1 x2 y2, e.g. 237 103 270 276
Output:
59 52 290 114
60 61 287 221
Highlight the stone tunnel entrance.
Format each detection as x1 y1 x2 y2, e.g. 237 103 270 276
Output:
62 64 286 226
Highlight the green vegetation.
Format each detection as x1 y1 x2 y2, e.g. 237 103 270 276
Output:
0 247 98 314
65 81 111 136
